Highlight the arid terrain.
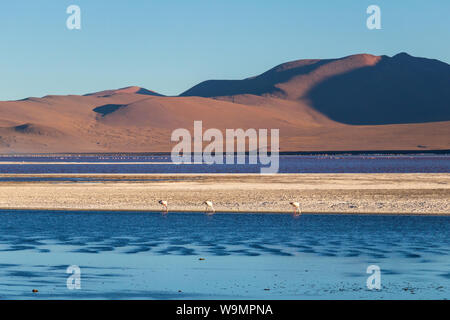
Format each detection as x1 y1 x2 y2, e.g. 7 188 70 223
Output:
0 173 448 214
0 53 449 153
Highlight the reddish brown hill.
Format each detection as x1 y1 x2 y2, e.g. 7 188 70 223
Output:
181 53 450 125
0 53 449 153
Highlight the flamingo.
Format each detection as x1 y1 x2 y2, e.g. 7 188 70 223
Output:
158 200 168 214
289 201 301 216
203 201 215 215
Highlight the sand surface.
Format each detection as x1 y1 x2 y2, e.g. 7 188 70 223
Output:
0 173 448 214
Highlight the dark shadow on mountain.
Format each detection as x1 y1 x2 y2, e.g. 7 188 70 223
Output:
1 123 63 137
14 124 35 133
180 59 335 97
135 88 163 96
306 53 450 125
93 104 126 117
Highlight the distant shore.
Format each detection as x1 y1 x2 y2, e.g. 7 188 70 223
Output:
0 173 448 215
0 149 449 156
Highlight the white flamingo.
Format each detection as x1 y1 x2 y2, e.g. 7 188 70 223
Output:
158 200 168 214
203 201 215 215
289 201 301 216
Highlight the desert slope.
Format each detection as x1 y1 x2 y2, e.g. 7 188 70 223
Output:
182 53 450 125
0 53 449 153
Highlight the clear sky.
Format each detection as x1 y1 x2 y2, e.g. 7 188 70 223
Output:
0 0 449 100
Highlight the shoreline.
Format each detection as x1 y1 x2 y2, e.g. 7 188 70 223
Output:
0 173 448 215
0 149 449 156
0 207 449 216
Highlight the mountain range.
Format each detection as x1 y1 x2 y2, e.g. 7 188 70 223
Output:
0 52 449 153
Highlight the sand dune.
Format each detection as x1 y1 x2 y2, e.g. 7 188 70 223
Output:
181 54 381 100
0 53 449 153
182 53 450 125
85 86 164 97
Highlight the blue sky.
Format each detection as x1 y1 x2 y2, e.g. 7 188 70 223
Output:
0 0 449 100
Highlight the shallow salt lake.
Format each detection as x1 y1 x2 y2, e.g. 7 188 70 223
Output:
0 211 448 299
0 154 448 174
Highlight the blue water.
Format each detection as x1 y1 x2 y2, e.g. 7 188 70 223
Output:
0 154 449 174
0 210 448 299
